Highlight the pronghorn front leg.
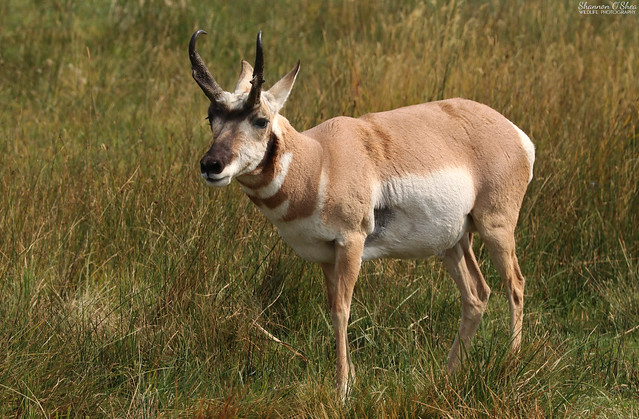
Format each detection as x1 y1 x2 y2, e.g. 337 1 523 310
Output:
321 234 365 401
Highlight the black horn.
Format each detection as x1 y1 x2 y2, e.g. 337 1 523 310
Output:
189 30 224 103
246 31 265 108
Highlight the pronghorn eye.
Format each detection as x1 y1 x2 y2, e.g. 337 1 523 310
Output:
253 118 269 129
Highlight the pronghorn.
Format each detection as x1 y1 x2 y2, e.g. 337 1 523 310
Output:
190 30 535 400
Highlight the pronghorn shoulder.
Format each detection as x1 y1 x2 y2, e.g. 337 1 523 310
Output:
303 116 364 141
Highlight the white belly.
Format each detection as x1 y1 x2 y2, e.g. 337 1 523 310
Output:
362 168 476 261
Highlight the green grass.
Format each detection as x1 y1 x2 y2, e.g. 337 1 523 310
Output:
1 0 638 416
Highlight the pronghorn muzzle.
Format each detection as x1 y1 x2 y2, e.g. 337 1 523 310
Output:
200 154 224 177
200 138 234 184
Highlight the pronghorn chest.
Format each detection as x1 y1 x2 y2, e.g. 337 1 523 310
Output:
248 194 338 263
273 215 339 263
239 155 340 264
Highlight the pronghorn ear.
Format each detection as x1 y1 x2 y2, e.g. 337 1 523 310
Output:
266 61 300 112
234 60 254 94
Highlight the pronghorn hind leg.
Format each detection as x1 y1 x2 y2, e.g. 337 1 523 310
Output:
471 170 529 354
443 232 491 372
479 226 526 352
321 234 365 401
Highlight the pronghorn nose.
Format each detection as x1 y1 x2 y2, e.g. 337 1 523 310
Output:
200 157 224 175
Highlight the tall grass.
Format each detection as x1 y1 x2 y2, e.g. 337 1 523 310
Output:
1 0 637 416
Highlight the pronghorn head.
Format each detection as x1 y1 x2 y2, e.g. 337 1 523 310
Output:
190 30 300 186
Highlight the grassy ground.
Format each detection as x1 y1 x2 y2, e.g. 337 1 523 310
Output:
1 0 637 416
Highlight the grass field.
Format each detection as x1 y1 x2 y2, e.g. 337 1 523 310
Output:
1 0 638 416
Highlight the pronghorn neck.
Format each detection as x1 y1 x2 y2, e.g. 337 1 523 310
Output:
236 115 324 222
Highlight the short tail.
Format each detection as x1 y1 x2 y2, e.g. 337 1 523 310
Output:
509 121 535 183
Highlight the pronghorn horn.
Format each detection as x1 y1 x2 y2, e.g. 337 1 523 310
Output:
189 30 224 103
247 31 265 108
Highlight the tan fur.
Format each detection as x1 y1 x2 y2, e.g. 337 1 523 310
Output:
192 32 534 401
